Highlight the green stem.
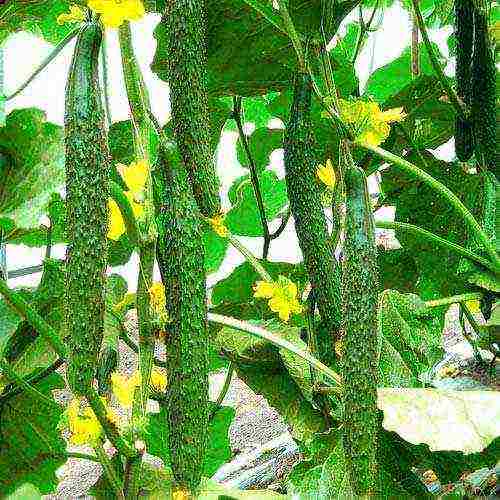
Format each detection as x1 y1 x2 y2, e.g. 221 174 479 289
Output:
459 304 483 363
118 324 167 368
0 277 67 358
375 221 495 272
228 235 272 281
232 97 271 258
360 143 499 269
207 313 342 387
65 451 101 463
410 0 465 118
5 27 80 101
241 0 288 34
86 388 136 459
209 362 235 421
94 441 125 499
425 292 483 308
0 358 55 406
351 1 379 65
276 0 306 70
109 181 140 247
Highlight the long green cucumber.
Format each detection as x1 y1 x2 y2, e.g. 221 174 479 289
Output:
65 21 109 395
283 71 341 366
153 138 208 492
471 2 497 176
454 0 474 162
157 0 220 217
341 145 379 496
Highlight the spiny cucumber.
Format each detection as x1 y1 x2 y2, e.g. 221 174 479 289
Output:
65 21 109 395
471 3 497 176
283 71 341 367
341 146 379 496
153 139 208 492
157 0 221 217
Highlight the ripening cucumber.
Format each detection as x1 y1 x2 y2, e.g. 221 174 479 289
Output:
65 21 109 395
283 71 342 366
341 147 379 496
454 0 475 161
471 3 497 176
157 0 221 217
153 139 208 492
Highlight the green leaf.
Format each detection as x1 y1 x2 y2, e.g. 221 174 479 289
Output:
108 234 134 267
0 0 83 44
146 403 235 478
380 151 486 301
0 298 22 360
236 127 283 173
204 229 228 274
5 483 42 500
0 373 66 496
225 170 288 236
152 0 354 97
378 388 500 454
0 108 64 230
378 290 444 385
364 43 446 103
208 96 231 154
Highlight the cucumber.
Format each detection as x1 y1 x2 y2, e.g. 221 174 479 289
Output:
65 21 109 395
157 0 221 216
341 147 379 496
283 71 341 366
471 4 497 176
153 139 208 492
454 0 475 162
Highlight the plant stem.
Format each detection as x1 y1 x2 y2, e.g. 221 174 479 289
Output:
0 358 55 406
411 12 420 77
270 207 291 240
425 292 483 308
5 27 80 101
109 181 140 246
232 97 271 259
410 0 465 117
207 313 342 387
351 1 379 64
459 304 483 363
209 362 234 421
118 324 167 368
375 221 495 272
94 441 125 499
228 235 272 281
86 388 137 459
276 0 306 71
0 277 67 358
360 143 500 269
65 452 101 463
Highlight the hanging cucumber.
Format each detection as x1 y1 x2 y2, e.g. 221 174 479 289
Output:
152 138 208 492
454 0 474 162
341 146 379 496
283 71 341 367
65 21 109 395
157 0 220 217
471 2 497 176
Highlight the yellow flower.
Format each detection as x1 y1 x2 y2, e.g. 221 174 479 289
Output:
465 299 480 313
57 4 86 25
316 159 336 189
87 0 145 28
66 397 117 446
150 367 168 392
111 372 140 408
253 276 302 322
208 213 229 238
107 192 145 241
117 159 149 200
338 99 406 147
149 282 166 314
172 489 190 500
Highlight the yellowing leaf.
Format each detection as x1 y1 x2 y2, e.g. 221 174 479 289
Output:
111 372 140 408
117 159 149 200
316 159 336 189
108 198 126 241
57 4 86 25
87 0 145 28
378 388 500 454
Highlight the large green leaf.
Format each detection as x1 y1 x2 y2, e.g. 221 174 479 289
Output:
0 0 83 44
152 0 356 97
204 229 229 275
378 290 443 385
236 127 283 173
145 402 235 478
380 151 486 300
0 373 66 496
0 299 23 361
225 170 288 237
0 109 64 231
364 42 446 103
378 388 500 454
